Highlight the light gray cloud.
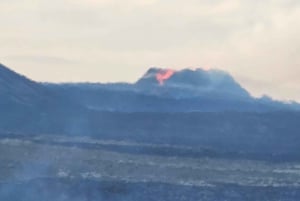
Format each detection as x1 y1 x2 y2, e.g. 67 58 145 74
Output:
0 0 299 101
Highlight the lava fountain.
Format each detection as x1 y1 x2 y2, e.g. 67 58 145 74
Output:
156 69 175 85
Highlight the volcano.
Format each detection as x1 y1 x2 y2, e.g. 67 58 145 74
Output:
136 67 250 100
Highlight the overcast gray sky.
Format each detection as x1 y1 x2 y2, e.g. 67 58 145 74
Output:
1 0 299 101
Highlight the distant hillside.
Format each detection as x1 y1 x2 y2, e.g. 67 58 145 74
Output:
0 63 86 132
1 64 300 160
0 63 47 108
44 67 299 112
1 63 299 113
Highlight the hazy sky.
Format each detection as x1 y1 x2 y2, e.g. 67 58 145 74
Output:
1 0 300 101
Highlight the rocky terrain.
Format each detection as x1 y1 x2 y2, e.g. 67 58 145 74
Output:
1 134 300 200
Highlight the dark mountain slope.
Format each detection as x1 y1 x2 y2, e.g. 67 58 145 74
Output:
0 63 48 107
0 63 88 133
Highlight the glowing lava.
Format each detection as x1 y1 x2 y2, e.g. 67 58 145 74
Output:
156 69 175 85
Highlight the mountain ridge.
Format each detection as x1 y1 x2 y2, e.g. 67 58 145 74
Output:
0 63 299 112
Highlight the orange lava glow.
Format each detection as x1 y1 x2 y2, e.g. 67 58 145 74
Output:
156 69 175 85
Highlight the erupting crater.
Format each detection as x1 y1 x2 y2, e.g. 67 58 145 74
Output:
156 69 175 85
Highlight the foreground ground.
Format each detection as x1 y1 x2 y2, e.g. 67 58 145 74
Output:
0 134 300 200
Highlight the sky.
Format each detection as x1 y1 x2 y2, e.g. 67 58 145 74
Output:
0 0 300 101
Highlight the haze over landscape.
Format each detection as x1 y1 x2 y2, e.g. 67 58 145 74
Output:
1 0 300 200
1 0 300 100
